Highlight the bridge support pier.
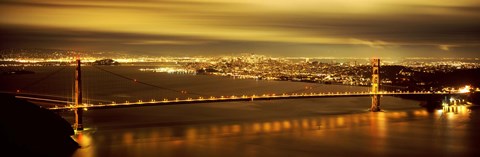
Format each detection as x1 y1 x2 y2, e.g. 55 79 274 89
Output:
371 95 381 112
370 58 381 112
74 59 84 131
74 109 83 130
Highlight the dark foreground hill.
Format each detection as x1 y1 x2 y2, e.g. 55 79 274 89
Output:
0 94 79 157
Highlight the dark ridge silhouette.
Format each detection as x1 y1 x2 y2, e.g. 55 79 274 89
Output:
0 94 79 157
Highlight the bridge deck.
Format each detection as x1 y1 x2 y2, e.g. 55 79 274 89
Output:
22 91 462 111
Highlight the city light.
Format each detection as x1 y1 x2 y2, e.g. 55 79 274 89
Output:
458 85 472 93
139 67 196 74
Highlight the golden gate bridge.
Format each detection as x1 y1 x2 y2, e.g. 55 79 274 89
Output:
4 59 476 130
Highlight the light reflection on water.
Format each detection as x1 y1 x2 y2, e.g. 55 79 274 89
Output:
71 104 478 157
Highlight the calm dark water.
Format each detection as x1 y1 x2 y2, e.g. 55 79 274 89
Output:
1 66 479 157
70 103 479 157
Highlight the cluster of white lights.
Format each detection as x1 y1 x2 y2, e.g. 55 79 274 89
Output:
458 85 472 93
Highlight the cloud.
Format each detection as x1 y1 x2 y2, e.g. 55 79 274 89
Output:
349 39 391 48
438 45 457 51
124 40 212 45
1 0 480 57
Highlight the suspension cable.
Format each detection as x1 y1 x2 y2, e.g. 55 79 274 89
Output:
19 66 67 91
92 65 205 97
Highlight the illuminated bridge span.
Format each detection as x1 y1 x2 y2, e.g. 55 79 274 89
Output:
39 90 466 111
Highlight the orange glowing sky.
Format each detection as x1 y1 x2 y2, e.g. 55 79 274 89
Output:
1 0 479 57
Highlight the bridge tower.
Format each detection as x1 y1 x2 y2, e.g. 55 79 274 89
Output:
371 58 381 112
74 59 83 130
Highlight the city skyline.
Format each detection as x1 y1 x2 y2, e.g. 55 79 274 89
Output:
1 0 480 57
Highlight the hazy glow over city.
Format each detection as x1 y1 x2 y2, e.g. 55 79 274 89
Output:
1 0 479 57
